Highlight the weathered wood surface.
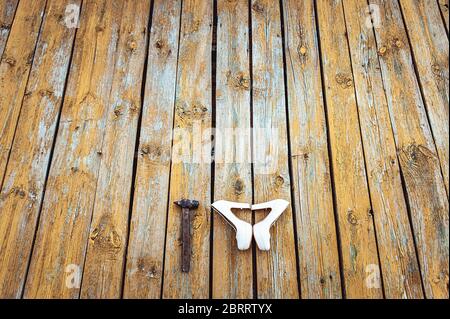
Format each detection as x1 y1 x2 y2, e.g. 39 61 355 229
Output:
212 0 253 299
0 0 448 299
251 0 299 299
438 0 449 33
162 0 213 299
0 0 46 189
400 0 449 195
24 0 123 298
370 0 449 298
316 0 382 299
282 0 341 299
123 0 181 299
0 0 18 59
80 0 151 299
0 0 79 298
343 0 423 298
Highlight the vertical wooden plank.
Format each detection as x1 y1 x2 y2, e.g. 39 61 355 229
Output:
162 0 212 299
24 0 123 298
0 0 18 59
0 0 79 298
0 0 46 187
370 0 449 299
282 0 342 299
343 0 424 298
123 0 181 299
251 0 299 299
438 0 449 33
316 0 383 298
79 0 151 299
212 0 252 299
400 0 449 195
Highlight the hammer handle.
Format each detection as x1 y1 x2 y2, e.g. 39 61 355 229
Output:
181 207 191 272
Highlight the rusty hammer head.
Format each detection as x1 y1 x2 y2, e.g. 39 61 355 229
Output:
174 199 199 209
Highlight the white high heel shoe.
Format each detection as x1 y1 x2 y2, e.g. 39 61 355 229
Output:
211 200 253 250
252 199 289 251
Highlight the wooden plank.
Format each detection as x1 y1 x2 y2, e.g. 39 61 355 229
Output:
212 0 253 299
79 0 151 299
438 0 449 33
251 0 299 299
161 0 212 299
0 0 46 190
123 0 182 299
282 0 342 299
0 0 18 59
0 0 79 298
370 0 449 299
23 0 124 298
342 0 424 298
316 0 382 298
400 0 449 195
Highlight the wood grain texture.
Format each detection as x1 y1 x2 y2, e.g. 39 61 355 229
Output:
0 0 18 59
162 0 212 299
80 0 150 299
316 0 382 299
370 0 449 298
343 0 424 298
0 0 46 188
282 0 341 299
251 0 299 299
438 0 449 33
400 0 449 195
212 0 253 299
24 0 123 298
123 0 181 299
0 0 79 298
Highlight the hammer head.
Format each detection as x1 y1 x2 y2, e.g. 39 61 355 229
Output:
174 199 199 209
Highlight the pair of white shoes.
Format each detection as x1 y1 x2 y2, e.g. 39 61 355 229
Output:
212 199 289 251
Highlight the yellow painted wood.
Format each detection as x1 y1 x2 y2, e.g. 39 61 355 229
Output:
0 0 79 299
370 0 449 299
123 0 181 299
0 0 46 188
282 0 341 299
400 0 449 195
80 0 151 299
316 0 382 298
0 0 18 59
343 0 423 298
24 0 124 298
212 0 253 299
162 0 213 299
251 0 299 299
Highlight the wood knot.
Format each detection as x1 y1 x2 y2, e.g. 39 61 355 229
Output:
4 56 16 67
127 37 137 52
378 46 387 56
0 22 10 30
95 25 104 32
347 210 358 225
394 38 403 48
298 45 307 56
39 89 54 98
274 175 284 187
10 187 26 198
226 71 250 90
335 73 353 88
113 106 123 118
252 1 264 14
234 178 244 195
155 39 164 49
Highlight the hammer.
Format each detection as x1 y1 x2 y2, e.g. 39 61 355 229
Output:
174 199 199 272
